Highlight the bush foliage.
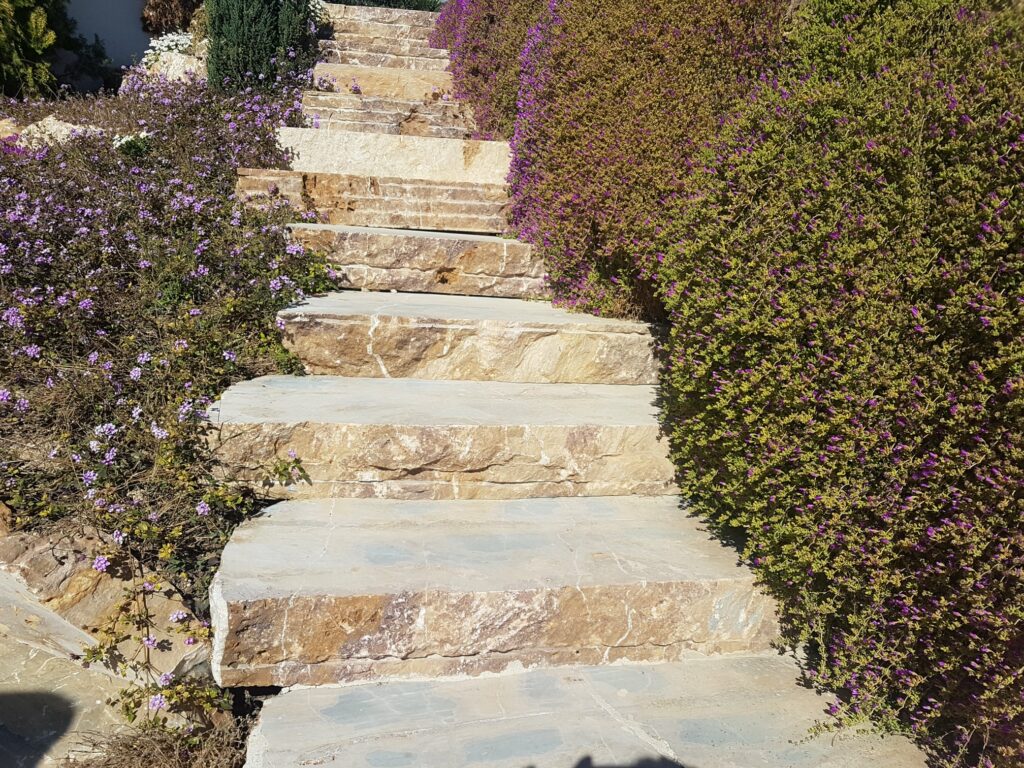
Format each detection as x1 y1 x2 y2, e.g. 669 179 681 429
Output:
1 69 331 716
0 0 74 95
206 0 317 89
441 0 1024 763
142 0 201 35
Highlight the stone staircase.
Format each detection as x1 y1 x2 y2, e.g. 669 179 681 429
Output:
217 5 926 766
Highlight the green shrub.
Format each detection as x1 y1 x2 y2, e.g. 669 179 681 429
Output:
652 0 1024 763
0 0 72 95
142 0 201 34
205 0 317 88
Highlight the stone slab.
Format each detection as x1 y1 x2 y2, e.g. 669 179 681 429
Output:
245 655 927 768
279 291 658 384
211 496 779 687
279 126 509 186
319 41 449 71
314 63 451 101
238 169 507 233
324 2 439 32
0 570 125 767
302 90 475 138
211 375 676 500
288 224 546 298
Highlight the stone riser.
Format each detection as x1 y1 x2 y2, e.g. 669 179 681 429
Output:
281 316 658 384
328 19 436 44
215 422 676 500
213 580 778 688
314 63 451 101
238 169 507 203
320 46 449 72
287 226 547 299
313 118 469 140
320 36 447 58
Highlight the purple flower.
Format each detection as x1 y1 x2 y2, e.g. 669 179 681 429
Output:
92 556 110 572
150 422 169 440
158 672 174 687
82 470 98 486
222 350 237 362
142 634 158 648
195 500 211 516
170 610 188 623
112 530 127 546
148 694 167 711
129 367 143 381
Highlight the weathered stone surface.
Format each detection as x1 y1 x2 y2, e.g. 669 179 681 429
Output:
245 655 927 768
302 90 475 139
280 292 658 384
0 570 125 767
0 526 209 680
324 3 438 43
17 116 102 149
319 37 449 71
289 224 545 298
315 62 452 100
146 50 203 81
211 375 676 500
279 125 509 185
212 496 778 687
237 168 507 233
0 119 21 139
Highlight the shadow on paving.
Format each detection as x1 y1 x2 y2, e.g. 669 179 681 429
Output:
0 691 75 768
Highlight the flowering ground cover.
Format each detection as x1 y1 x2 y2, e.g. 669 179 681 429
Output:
0 69 333 725
438 0 1024 764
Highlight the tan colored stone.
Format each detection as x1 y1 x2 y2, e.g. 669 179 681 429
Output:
237 168 507 233
280 292 658 384
0 119 22 139
0 526 209 681
324 5 438 43
302 90 475 139
279 125 508 185
146 50 204 82
17 116 103 149
315 63 451 100
319 39 449 71
211 497 778 687
212 376 677 500
289 224 546 299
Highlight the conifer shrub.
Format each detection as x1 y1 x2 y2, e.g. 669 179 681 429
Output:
205 0 317 89
0 0 76 95
648 1 1023 763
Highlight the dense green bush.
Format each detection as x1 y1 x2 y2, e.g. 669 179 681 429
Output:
142 0 201 34
650 0 1023 763
0 0 74 95
206 0 317 88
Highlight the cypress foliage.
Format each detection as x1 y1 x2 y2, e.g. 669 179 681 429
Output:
206 0 316 89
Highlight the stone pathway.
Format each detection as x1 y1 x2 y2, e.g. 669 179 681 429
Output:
214 5 926 766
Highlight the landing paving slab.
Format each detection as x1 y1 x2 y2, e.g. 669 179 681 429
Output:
288 224 544 298
245 655 926 768
279 291 658 383
211 375 676 499
211 496 778 686
314 63 452 101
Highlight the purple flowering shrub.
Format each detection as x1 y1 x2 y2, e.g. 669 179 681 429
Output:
506 0 787 314
649 1 1023 763
0 69 332 717
430 0 543 140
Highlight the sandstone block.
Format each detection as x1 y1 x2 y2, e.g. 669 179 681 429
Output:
211 375 676 500
288 224 545 298
279 125 509 186
279 291 658 384
211 496 778 687
245 655 927 768
314 63 451 101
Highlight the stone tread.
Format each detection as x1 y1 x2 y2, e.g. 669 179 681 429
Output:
245 655 926 768
212 375 663 428
211 496 779 687
278 291 658 383
278 126 509 185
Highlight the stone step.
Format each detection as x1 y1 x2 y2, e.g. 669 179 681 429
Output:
324 3 439 43
314 62 451 101
320 34 448 60
279 125 508 185
243 655 927 768
279 292 658 384
211 496 779 688
211 375 676 500
287 224 546 299
237 170 507 234
302 91 474 138
319 39 450 71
